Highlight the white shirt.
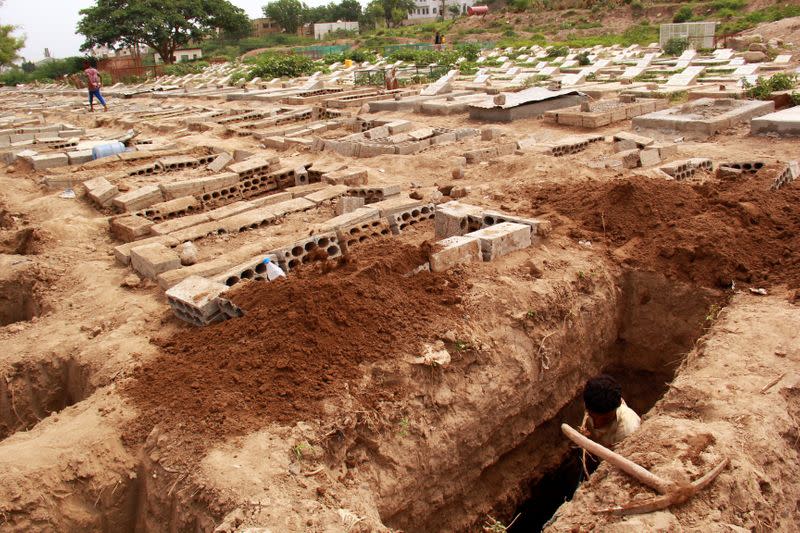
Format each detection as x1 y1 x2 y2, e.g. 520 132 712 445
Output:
587 400 641 448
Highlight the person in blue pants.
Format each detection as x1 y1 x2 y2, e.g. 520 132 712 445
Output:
83 60 108 112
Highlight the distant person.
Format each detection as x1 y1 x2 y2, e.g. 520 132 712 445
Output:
434 31 442 50
84 60 108 112
582 374 641 448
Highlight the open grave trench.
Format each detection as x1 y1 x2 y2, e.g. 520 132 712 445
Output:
0 254 722 532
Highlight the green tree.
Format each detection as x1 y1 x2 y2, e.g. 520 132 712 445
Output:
448 4 462 19
0 24 25 67
77 0 249 64
361 1 385 28
332 0 362 21
263 0 307 33
673 5 693 23
366 0 415 27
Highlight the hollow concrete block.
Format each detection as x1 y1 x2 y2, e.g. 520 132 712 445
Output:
165 275 228 326
337 196 366 215
466 222 532 261
130 242 182 280
434 201 484 239
430 236 481 272
111 215 154 243
113 185 164 212
84 177 119 207
31 153 68 170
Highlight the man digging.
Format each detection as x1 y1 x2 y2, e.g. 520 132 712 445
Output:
582 374 641 448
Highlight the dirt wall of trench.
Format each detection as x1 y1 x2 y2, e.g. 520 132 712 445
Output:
546 293 800 532
312 264 720 531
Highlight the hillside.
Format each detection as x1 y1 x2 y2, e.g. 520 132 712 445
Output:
370 0 800 49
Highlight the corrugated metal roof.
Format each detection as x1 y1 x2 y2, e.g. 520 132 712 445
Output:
469 87 584 109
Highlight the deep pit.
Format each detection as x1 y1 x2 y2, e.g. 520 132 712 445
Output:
0 277 42 326
0 357 94 440
503 271 720 532
393 270 721 533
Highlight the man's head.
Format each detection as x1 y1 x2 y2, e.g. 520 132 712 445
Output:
583 374 622 428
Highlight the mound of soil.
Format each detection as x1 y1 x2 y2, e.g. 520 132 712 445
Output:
123 240 463 453
529 169 800 289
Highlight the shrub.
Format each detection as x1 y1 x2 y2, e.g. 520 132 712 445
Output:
459 61 478 75
546 45 569 58
664 37 690 56
509 0 532 12
630 0 644 15
711 0 746 11
246 53 321 79
673 5 693 23
456 43 481 61
576 52 590 66
162 61 209 76
744 73 798 100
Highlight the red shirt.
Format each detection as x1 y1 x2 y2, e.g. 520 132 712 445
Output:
85 68 101 90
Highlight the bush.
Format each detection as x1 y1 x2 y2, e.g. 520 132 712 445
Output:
744 73 798 100
246 53 321 79
546 45 569 58
664 37 690 56
711 0 746 11
0 56 88 86
455 43 480 62
0 69 28 86
673 5 693 23
576 52 590 66
630 0 644 15
162 61 209 76
459 61 478 75
509 0 532 12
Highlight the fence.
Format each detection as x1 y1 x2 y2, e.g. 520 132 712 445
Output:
292 45 350 59
659 22 717 49
354 64 449 86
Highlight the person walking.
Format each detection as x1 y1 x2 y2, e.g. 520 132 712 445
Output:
84 60 108 112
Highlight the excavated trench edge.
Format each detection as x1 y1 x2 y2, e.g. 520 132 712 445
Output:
377 269 719 532
491 271 718 532
0 357 95 441
1 269 720 532
0 279 41 326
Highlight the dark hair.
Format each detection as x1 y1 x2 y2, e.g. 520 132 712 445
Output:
583 374 622 414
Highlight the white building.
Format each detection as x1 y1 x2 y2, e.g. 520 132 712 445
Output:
89 44 150 59
407 0 474 21
314 21 359 40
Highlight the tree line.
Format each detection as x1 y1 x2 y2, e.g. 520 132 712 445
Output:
263 0 419 34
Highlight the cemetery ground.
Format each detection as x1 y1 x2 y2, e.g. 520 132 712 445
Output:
1 30 800 532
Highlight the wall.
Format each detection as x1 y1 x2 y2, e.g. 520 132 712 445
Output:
314 21 359 40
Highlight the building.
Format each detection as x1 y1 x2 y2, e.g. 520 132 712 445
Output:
89 44 150 59
173 48 203 63
407 0 474 21
251 17 281 37
659 22 717 49
314 21 359 40
153 48 203 64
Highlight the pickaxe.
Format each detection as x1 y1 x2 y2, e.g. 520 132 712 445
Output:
561 423 728 515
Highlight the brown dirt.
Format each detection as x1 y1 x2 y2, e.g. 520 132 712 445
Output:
527 169 800 290
122 240 464 459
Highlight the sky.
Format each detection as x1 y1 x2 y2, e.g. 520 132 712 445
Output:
0 0 340 62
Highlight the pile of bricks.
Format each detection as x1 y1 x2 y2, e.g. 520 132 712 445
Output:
428 201 551 272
